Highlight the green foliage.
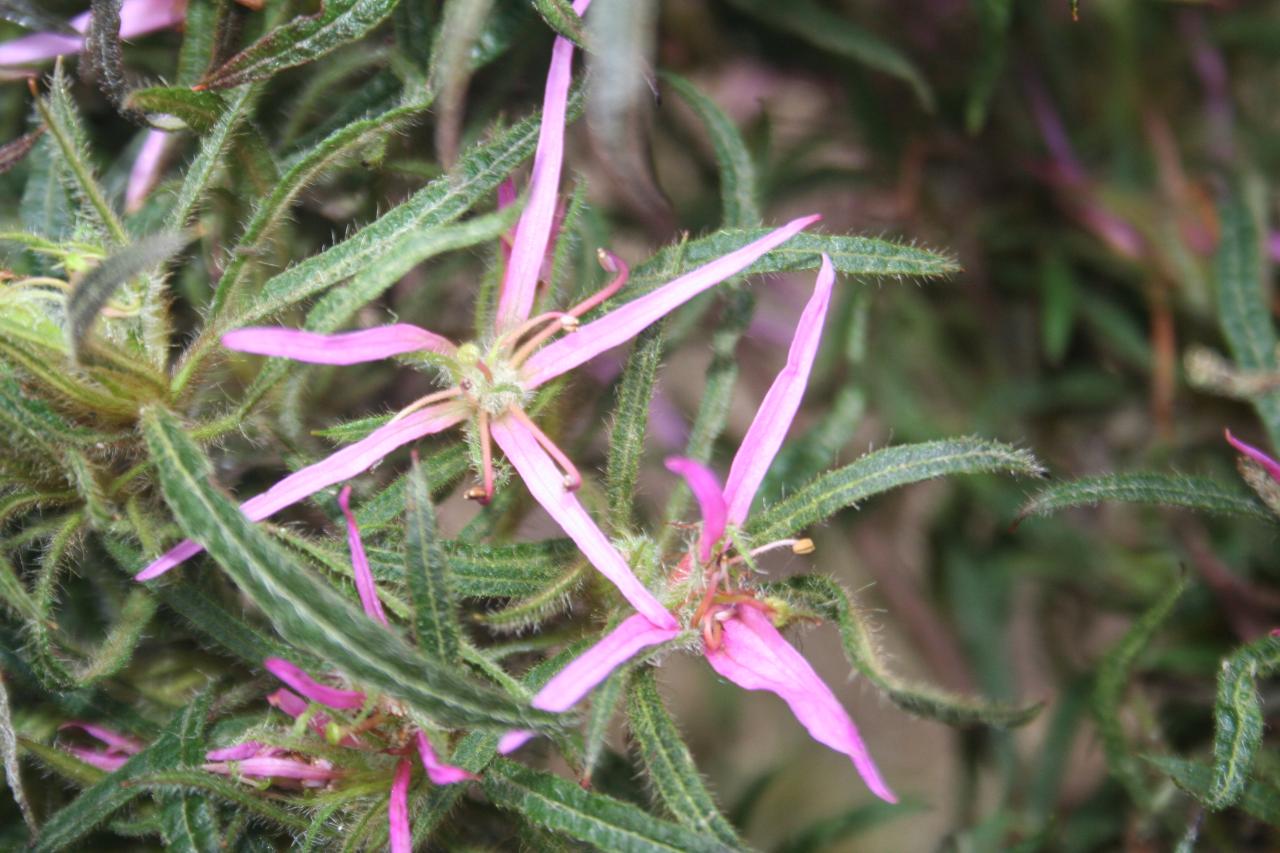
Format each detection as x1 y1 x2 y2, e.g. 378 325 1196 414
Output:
1207 635 1280 810
748 438 1043 543
1018 473 1273 523
404 453 461 661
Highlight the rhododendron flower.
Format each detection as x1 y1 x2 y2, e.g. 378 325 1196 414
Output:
1226 429 1280 482
0 0 187 67
135 0 818 633
496 257 896 803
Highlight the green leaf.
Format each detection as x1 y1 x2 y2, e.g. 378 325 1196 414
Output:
67 231 189 358
748 438 1043 543
583 666 628 784
1017 473 1273 523
210 98 429 317
1148 756 1280 825
533 0 588 47
19 134 75 240
85 0 136 117
33 693 211 852
769 574 1042 728
1215 183 1280 448
128 770 314 835
627 668 744 846
1092 574 1188 804
0 672 36 834
404 453 461 661
126 87 226 133
607 323 664 533
629 229 958 300
166 85 257 230
32 63 128 244
660 72 759 228
140 406 553 732
445 538 581 598
965 0 1013 133
200 0 401 90
483 759 733 852
1207 634 1280 809
725 0 933 111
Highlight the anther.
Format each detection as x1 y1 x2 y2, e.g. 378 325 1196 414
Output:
792 538 815 555
464 486 490 503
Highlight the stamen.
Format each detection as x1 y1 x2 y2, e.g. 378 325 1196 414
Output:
387 387 463 424
466 411 496 504
495 311 576 353
505 406 582 490
509 313 579 367
746 538 814 559
566 249 629 319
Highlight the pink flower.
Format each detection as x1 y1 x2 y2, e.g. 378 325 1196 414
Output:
125 129 173 213
0 0 187 67
57 721 143 772
135 0 818 634
1225 429 1280 482
499 258 896 803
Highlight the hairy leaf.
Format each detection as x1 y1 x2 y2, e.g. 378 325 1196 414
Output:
483 759 732 852
533 0 588 47
770 574 1042 728
140 406 558 732
200 0 401 90
607 323 664 533
1018 473 1273 523
126 87 226 133
661 72 759 228
1207 634 1280 809
627 668 744 845
404 453 461 661
1148 756 1280 825
748 438 1043 543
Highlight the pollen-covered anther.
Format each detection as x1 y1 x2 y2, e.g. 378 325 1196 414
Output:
792 538 815 555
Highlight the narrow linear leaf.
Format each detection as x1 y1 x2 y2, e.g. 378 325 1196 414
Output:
33 693 211 853
1207 634 1280 809
0 672 37 834
140 406 556 732
533 0 588 47
627 668 744 846
628 229 958 301
128 770 315 834
769 574 1042 728
126 87 227 133
748 438 1044 543
725 0 933 111
67 231 188 357
483 759 732 853
166 85 257 230
200 0 401 90
1148 756 1280 826
85 0 135 117
661 72 759 228
0 127 45 175
1093 574 1188 803
1215 183 1280 447
1018 473 1273 523
607 323 664 533
583 666 628 784
404 454 461 661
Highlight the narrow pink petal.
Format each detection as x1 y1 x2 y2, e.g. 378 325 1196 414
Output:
264 658 366 710
65 747 128 772
206 742 268 762
530 614 678 713
497 178 518 211
205 756 338 781
266 687 310 719
415 732 477 784
339 486 389 625
494 0 594 330
0 31 84 66
136 402 467 579
222 324 456 365
125 128 172 213
497 730 535 755
703 605 896 803
663 458 726 562
0 1 186 66
522 214 822 387
722 255 835 525
498 613 679 754
389 759 413 853
58 722 144 754
1226 428 1280 482
489 416 678 630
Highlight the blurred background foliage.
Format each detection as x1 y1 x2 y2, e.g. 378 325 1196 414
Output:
1 0 1279 850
